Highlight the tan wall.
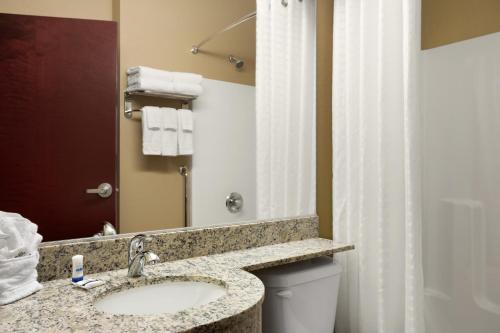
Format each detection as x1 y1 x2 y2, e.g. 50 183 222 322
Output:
0 0 256 234
0 0 114 20
422 0 500 49
316 0 333 240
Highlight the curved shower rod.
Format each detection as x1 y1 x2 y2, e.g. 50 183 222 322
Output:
190 11 256 54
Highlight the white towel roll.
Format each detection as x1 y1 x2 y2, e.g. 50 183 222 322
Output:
0 252 42 305
0 212 42 259
0 212 43 305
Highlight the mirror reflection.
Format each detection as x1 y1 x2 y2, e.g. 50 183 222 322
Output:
0 0 317 242
0 1 257 242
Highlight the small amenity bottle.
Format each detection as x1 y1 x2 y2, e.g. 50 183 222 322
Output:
72 255 84 283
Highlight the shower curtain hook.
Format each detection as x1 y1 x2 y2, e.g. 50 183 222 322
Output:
281 0 288 7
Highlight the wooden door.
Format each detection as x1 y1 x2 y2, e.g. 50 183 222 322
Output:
0 14 118 241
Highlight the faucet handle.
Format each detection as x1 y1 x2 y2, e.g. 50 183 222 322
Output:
130 234 146 245
128 234 152 262
144 251 160 265
130 234 153 244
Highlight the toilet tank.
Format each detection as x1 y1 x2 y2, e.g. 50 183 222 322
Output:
255 256 342 333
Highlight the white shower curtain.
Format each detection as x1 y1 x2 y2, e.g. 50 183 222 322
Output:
256 0 316 219
332 0 425 333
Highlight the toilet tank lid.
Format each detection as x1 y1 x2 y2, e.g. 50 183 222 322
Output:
255 256 342 288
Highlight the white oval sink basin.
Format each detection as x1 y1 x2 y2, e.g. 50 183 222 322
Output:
94 281 227 315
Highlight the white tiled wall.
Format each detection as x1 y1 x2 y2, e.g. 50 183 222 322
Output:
191 79 256 227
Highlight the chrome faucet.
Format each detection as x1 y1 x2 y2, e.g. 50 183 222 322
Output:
127 234 160 277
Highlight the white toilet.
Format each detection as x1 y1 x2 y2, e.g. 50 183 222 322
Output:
255 256 342 333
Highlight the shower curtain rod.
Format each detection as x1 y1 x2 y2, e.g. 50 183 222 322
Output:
191 11 256 54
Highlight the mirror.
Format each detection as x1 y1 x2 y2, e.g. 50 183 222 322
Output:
0 0 317 243
0 1 256 242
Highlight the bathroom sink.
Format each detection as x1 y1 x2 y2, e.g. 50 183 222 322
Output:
94 281 227 315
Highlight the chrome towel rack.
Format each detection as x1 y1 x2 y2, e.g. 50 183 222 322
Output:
124 90 197 118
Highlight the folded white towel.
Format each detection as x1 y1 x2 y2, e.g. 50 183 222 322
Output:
127 66 158 76
142 106 162 155
0 212 42 259
172 82 204 96
127 77 174 94
127 66 203 84
161 107 178 156
180 108 194 131
0 252 42 305
178 109 194 155
127 76 203 97
146 106 162 129
162 108 178 131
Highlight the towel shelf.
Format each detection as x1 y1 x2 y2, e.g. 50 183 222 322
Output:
125 90 197 101
124 90 196 119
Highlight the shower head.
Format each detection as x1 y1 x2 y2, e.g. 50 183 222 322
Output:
229 55 244 69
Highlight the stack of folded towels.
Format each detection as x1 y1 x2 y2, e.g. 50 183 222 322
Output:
141 106 194 156
0 211 43 305
126 66 203 96
127 66 199 156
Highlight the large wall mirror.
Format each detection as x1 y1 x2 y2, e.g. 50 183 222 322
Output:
0 0 316 242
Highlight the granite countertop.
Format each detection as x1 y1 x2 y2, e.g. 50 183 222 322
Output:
0 238 353 333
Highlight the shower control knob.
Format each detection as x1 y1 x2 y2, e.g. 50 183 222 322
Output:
226 192 243 213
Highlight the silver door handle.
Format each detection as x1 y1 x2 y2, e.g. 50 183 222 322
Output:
86 183 113 198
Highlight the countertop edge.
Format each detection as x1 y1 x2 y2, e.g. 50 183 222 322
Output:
243 243 355 272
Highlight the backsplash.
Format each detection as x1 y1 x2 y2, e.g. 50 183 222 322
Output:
37 216 319 282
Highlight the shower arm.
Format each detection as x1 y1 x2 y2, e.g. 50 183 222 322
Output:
191 11 256 54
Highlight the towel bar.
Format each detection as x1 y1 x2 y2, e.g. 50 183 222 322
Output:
124 90 195 119
124 102 191 118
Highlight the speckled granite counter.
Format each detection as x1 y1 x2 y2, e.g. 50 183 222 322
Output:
38 216 320 282
0 238 353 333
